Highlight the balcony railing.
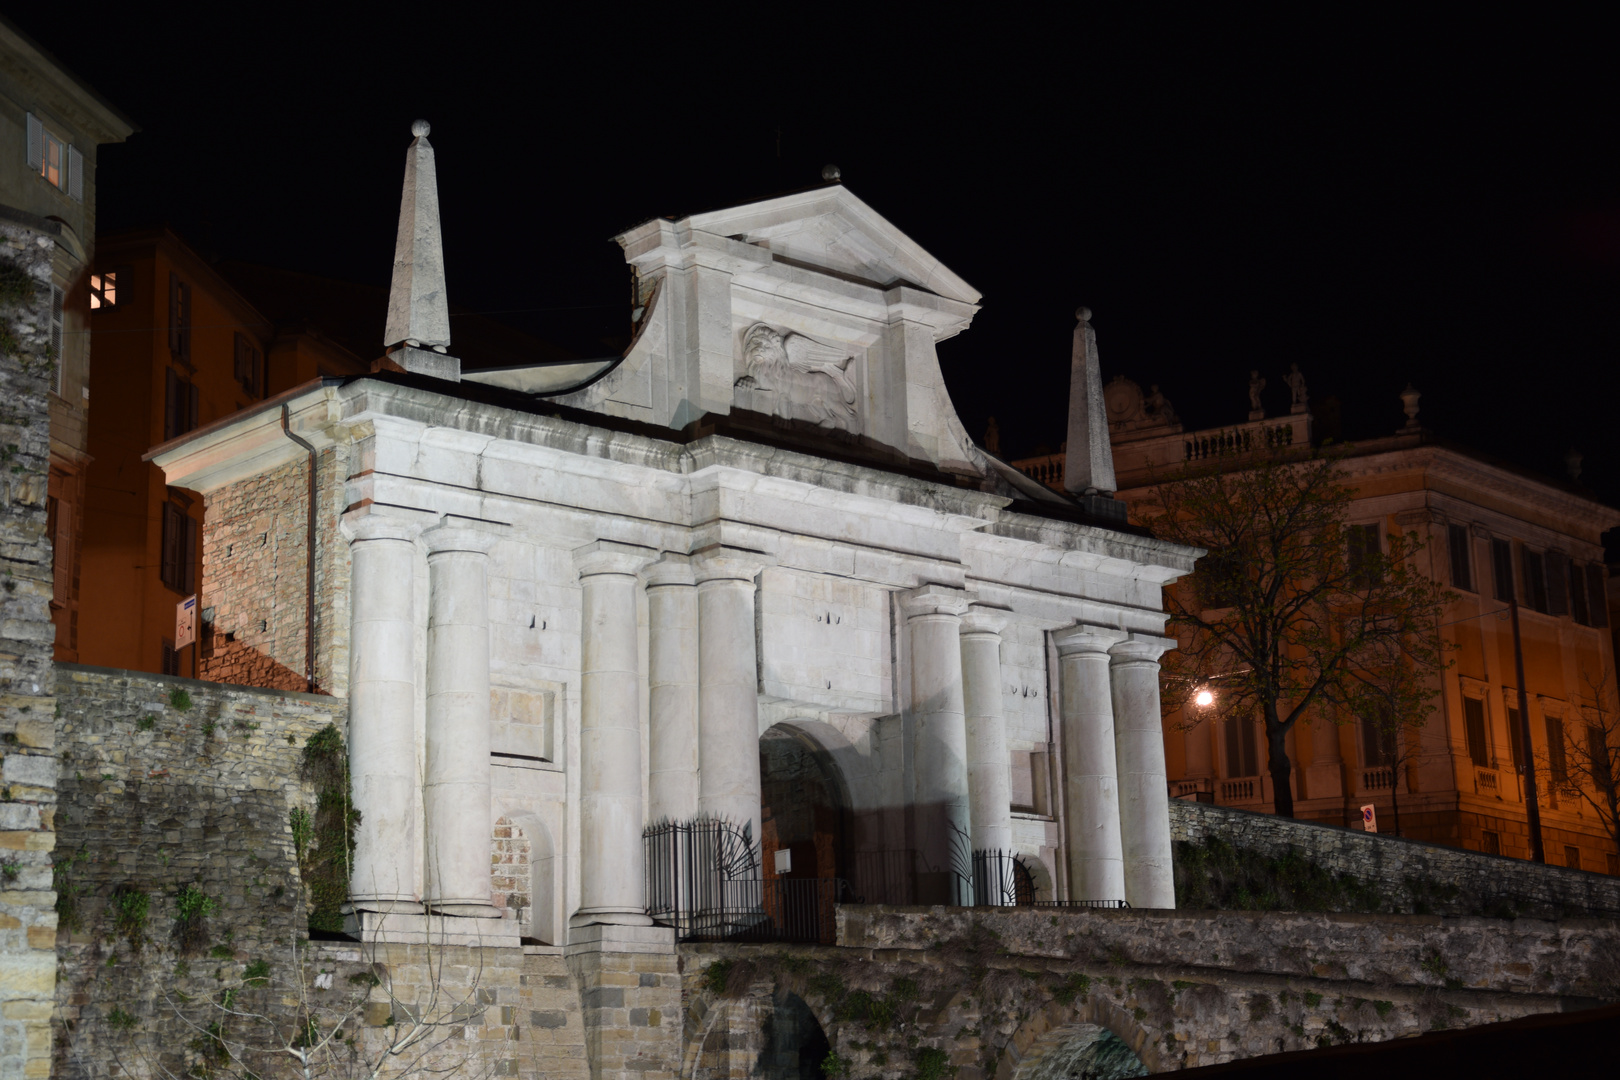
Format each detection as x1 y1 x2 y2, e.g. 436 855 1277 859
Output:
1170 778 1215 803
1362 766 1394 791
1220 777 1259 802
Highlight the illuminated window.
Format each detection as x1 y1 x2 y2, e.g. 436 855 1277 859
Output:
89 272 117 310
24 113 82 201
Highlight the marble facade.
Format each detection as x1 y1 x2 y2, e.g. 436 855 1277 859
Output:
149 127 1200 956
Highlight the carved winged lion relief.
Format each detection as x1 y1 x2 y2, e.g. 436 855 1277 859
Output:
736 323 859 431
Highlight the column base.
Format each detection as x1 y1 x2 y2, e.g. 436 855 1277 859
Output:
569 908 654 929
345 897 421 915
430 902 504 918
344 909 522 947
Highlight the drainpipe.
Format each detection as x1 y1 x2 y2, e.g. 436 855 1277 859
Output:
281 405 318 693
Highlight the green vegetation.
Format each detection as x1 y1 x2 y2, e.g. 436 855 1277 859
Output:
168 688 193 711
1052 973 1091 1005
1 860 17 881
819 1052 849 1078
702 959 734 996
243 959 271 986
111 885 150 949
107 1007 137 1032
1303 990 1323 1008
1174 836 1387 913
914 1046 951 1080
174 883 218 950
1373 999 1395 1018
53 844 91 933
297 724 358 932
136 715 157 732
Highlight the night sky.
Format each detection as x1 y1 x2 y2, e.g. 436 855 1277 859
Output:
16 10 1619 545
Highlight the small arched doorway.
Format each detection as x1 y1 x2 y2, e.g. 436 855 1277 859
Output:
1018 1025 1147 1080
759 724 848 883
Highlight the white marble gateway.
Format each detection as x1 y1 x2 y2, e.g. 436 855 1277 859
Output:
151 127 1199 944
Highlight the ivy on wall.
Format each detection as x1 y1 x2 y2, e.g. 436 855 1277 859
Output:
294 724 358 932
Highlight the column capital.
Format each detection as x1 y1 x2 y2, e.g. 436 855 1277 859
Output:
960 607 1009 638
574 539 658 579
1053 623 1126 657
423 518 498 556
644 553 696 589
1109 633 1175 665
691 544 774 584
900 583 971 619
341 513 421 544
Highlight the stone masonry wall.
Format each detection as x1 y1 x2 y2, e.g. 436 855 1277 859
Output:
0 218 66 1080
680 903 1620 1076
1170 800 1620 918
199 444 350 696
50 665 342 1077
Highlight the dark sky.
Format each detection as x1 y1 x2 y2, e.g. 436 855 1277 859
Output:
17 9 1619 541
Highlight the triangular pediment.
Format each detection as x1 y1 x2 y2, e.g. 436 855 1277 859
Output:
682 186 981 305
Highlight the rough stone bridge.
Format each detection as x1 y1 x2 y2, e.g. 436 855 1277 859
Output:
675 903 1620 1077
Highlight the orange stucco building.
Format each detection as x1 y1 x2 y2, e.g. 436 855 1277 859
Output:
81 229 368 676
1012 378 1620 874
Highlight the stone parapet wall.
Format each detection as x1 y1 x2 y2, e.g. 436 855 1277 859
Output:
1 217 66 1080
1171 799 1620 917
51 665 344 1077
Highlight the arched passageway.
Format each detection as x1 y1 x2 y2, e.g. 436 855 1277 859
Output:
758 992 831 1080
1017 1024 1147 1080
759 725 848 883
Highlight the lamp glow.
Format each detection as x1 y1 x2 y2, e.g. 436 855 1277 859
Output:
1195 689 1215 708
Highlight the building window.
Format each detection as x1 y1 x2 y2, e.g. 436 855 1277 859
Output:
168 273 192 362
164 368 199 440
24 113 83 201
1491 538 1515 603
161 638 180 676
1571 564 1591 625
1225 715 1259 777
1481 831 1500 856
1463 696 1489 769
160 501 198 595
89 272 117 310
1546 714 1568 786
1585 565 1609 629
1448 524 1472 592
1565 846 1581 872
233 332 262 397
1589 724 1614 790
1361 706 1393 767
1522 550 1548 613
1345 523 1382 590
1545 553 1570 618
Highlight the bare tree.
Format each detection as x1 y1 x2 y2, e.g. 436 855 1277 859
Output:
1549 667 1620 865
1147 448 1452 818
89 907 495 1080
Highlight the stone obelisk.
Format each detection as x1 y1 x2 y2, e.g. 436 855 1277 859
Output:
383 120 460 381
1062 306 1117 498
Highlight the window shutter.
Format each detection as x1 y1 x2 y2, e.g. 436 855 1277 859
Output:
1448 524 1472 592
1523 551 1547 613
67 145 83 202
1463 697 1489 769
160 504 180 591
1491 539 1515 602
1546 715 1567 784
187 381 199 433
1588 565 1609 629
26 113 42 171
1506 707 1523 771
164 369 180 441
1545 554 1569 618
168 274 181 354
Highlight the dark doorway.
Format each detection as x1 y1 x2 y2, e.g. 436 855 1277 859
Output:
759 725 847 883
757 992 831 1080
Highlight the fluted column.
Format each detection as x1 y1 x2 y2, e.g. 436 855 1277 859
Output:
344 515 421 908
694 547 772 856
903 584 973 903
1054 624 1126 904
423 524 498 915
1110 634 1177 909
960 610 1013 856
573 540 657 927
646 555 699 824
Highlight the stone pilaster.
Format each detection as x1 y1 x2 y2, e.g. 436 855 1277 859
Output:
646 555 699 824
902 584 973 903
1054 624 1127 904
423 523 498 915
693 546 773 852
565 924 680 1080
1110 634 1177 909
574 541 657 927
343 514 422 906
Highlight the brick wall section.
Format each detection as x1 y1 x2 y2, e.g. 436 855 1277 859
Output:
199 444 350 695
50 665 342 1077
1171 799 1620 917
1 220 65 1080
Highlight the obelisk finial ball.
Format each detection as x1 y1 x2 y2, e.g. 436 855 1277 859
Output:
411 119 431 138
1076 306 1092 322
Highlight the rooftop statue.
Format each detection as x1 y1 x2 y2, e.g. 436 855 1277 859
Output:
1284 363 1308 413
